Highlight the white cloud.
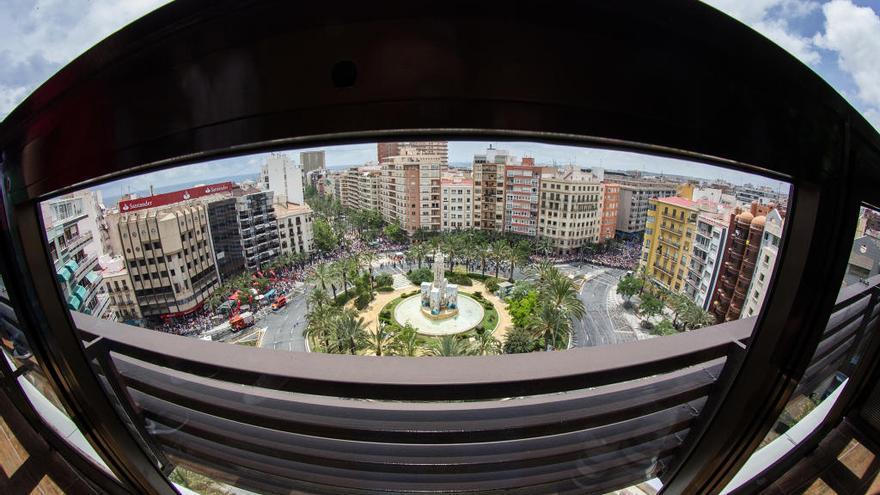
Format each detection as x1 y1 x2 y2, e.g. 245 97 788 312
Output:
814 0 880 117
703 0 821 64
0 0 169 119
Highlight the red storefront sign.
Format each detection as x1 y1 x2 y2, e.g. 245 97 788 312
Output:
119 182 233 212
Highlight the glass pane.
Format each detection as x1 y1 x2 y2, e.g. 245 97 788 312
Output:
37 140 793 494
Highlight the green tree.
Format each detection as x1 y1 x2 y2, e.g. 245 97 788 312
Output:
508 240 531 281
426 335 472 356
391 323 423 357
329 309 368 355
616 275 643 303
384 221 408 244
408 243 428 269
535 268 586 350
503 326 537 354
507 289 539 329
681 304 716 330
639 293 665 326
312 218 338 253
490 240 510 279
312 263 337 298
364 323 395 356
471 329 501 356
407 268 434 285
654 318 677 336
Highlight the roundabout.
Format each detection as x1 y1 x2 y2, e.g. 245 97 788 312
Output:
393 294 485 336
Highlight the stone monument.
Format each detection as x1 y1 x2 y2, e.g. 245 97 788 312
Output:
420 252 459 319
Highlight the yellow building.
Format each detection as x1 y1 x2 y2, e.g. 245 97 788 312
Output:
640 196 699 292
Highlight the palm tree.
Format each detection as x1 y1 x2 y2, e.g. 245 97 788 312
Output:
409 244 427 269
312 263 337 298
329 309 368 355
391 323 423 357
681 304 715 331
508 240 531 280
426 335 472 357
471 330 501 356
529 303 573 351
490 240 509 279
536 270 586 350
535 237 554 257
529 260 557 286
364 323 395 356
477 241 489 276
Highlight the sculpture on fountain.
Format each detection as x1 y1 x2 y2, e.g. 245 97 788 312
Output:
420 252 459 319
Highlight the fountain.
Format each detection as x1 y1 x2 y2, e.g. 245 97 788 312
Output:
420 253 459 319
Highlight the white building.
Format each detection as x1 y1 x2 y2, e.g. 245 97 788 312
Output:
742 209 784 318
538 167 603 255
685 213 729 310
441 177 474 231
101 255 140 322
692 187 722 203
43 191 112 319
261 153 304 205
275 202 314 256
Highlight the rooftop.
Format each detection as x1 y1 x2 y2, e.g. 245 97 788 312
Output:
655 196 698 209
274 202 313 217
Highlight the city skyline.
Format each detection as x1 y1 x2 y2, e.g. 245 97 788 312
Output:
94 141 790 204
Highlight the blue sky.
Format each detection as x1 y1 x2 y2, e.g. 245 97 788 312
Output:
1 1 878 193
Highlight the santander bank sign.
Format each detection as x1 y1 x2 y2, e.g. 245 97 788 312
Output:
119 182 233 212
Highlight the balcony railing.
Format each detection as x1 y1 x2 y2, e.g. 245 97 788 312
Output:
75 313 752 494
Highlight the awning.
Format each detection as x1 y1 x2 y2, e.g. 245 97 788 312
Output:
67 295 82 310
65 259 79 273
86 271 99 284
57 267 72 282
82 307 92 315
74 285 88 301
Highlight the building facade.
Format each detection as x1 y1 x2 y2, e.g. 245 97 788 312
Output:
472 147 512 232
300 151 326 175
378 141 448 165
599 183 620 241
261 153 304 205
710 206 768 322
742 209 784 317
641 197 699 292
503 158 541 237
616 180 677 238
235 190 281 272
44 191 111 319
206 197 244 282
101 255 141 322
538 167 603 255
441 177 474 231
685 213 729 310
111 202 219 319
275 202 314 256
379 146 442 233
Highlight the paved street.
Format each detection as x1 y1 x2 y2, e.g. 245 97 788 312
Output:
259 285 309 352
564 264 634 348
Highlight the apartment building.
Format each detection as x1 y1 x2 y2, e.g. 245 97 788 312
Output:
685 213 729 310
441 176 474 231
472 146 514 232
379 146 442 233
641 197 699 292
261 153 304 205
338 165 381 211
599 183 620 241
504 157 541 237
44 191 112 319
710 205 768 322
234 190 281 272
300 150 325 175
742 209 784 317
378 141 448 165
538 167 604 255
101 255 140 322
616 180 677 238
107 185 224 319
275 202 314 256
